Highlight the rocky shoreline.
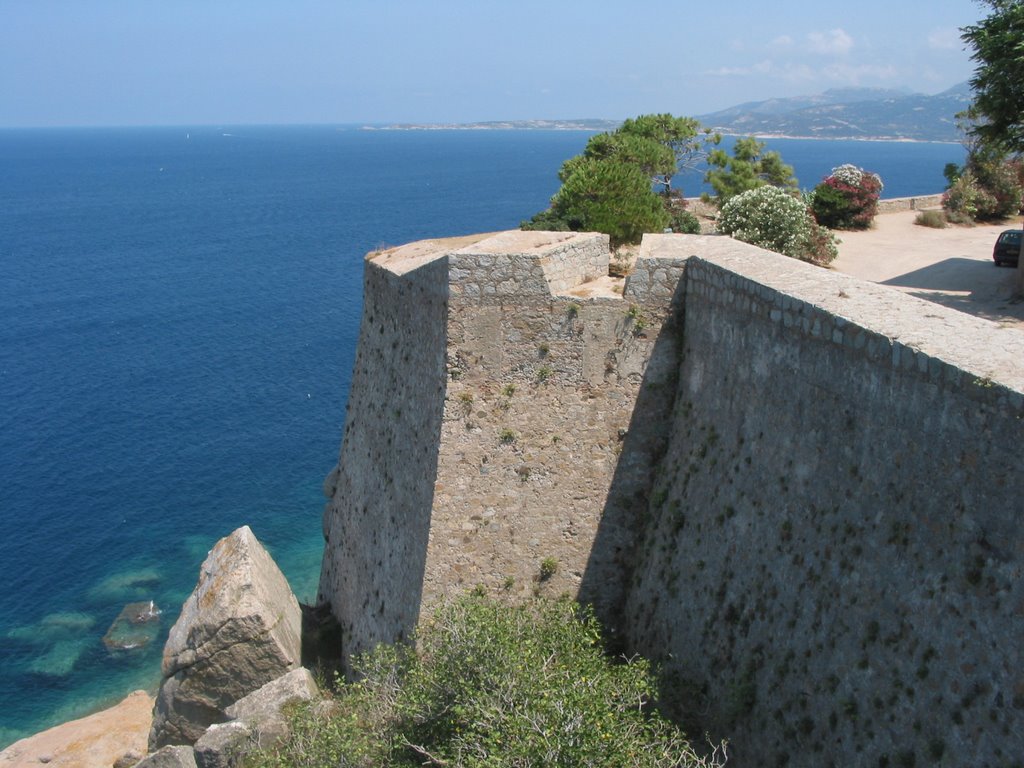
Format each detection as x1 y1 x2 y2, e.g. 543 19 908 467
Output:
2 527 323 768
0 691 153 768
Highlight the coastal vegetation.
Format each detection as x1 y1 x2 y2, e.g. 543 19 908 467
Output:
809 164 883 230
246 594 723 768
962 0 1024 155
717 186 838 266
703 136 798 203
522 114 718 245
942 147 1023 223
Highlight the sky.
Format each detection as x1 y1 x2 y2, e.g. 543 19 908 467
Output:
0 0 987 128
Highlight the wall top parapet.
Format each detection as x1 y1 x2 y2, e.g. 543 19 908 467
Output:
671 233 1024 393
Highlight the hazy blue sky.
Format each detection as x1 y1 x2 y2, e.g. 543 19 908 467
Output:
0 0 985 127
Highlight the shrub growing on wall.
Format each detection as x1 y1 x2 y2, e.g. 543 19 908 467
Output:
248 594 723 768
719 185 838 266
810 164 883 230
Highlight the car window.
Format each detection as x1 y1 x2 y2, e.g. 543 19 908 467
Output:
999 233 1021 245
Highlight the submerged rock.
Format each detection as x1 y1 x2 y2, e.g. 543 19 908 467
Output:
103 600 162 651
148 526 301 750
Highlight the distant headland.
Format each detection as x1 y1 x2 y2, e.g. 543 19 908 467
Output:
365 82 971 142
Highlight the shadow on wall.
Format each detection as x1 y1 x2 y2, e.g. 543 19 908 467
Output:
578 274 688 642
317 257 450 670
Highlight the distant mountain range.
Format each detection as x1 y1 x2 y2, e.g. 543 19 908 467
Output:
695 83 972 142
366 83 972 142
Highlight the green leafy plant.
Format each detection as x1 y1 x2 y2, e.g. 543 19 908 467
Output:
246 595 720 768
539 557 558 581
536 365 553 382
499 428 517 444
914 210 948 229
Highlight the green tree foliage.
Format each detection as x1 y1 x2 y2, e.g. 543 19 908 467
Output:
549 158 670 247
704 137 798 203
962 1 1024 153
810 164 884 230
718 185 837 266
522 114 718 245
247 595 723 768
615 114 720 196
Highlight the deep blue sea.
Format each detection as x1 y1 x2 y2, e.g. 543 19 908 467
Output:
0 126 964 746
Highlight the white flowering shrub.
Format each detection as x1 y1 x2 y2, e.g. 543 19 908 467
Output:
828 163 883 191
719 185 838 265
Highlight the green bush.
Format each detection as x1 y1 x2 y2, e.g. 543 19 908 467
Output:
941 153 1024 223
246 595 721 768
667 206 701 234
914 210 948 229
718 185 838 266
942 171 980 223
970 156 1023 220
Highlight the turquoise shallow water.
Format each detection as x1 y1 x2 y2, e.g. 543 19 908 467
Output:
0 126 964 747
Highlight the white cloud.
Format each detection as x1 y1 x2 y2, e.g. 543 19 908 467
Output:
927 27 961 51
770 35 793 48
807 29 854 56
706 59 775 77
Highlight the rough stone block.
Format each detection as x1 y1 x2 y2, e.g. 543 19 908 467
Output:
134 746 198 768
224 667 319 745
192 721 250 768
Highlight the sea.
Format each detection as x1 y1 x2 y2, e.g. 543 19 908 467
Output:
0 126 965 747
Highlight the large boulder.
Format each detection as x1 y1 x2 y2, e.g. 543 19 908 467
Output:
149 526 302 750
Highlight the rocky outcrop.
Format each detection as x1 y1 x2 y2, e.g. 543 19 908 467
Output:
192 669 319 768
0 690 153 768
149 526 302 750
134 745 199 768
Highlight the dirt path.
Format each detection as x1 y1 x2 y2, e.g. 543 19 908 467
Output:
832 209 1024 329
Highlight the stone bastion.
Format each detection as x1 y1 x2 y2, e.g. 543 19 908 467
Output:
317 228 1024 768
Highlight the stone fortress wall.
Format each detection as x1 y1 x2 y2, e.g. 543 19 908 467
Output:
317 229 1024 768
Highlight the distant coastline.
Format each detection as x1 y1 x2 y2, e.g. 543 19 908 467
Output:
360 119 620 132
359 121 961 144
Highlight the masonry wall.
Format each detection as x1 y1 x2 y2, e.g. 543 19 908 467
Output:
319 229 1024 767
316 244 450 659
428 233 686 628
318 231 686 659
622 236 1024 767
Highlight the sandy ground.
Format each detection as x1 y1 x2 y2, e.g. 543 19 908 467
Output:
832 209 1024 329
0 691 152 768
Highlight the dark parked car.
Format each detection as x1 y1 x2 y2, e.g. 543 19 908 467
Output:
993 229 1022 267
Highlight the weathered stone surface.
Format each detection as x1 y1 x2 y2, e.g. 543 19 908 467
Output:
0 690 152 768
189 669 319 768
318 228 1024 767
192 722 249 768
149 526 302 750
113 749 145 768
224 667 318 743
134 745 198 768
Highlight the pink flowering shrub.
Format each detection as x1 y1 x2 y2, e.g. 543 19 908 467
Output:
811 164 884 230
